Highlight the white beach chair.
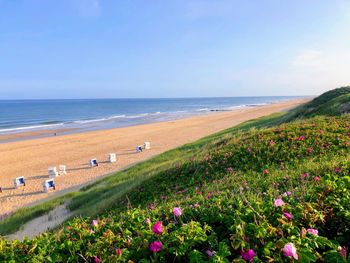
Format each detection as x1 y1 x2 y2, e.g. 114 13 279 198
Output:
109 153 117 163
90 159 98 167
14 176 26 188
59 165 67 175
43 179 56 193
144 141 151 150
48 166 59 178
136 145 143 153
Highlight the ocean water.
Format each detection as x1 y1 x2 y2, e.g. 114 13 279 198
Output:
0 97 300 135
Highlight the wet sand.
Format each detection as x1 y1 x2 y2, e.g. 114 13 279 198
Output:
0 99 307 218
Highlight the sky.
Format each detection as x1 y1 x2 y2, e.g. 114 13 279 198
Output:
0 0 349 99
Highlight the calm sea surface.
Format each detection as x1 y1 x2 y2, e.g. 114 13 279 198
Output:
0 97 301 135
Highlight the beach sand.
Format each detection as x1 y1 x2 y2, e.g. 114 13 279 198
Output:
0 99 307 218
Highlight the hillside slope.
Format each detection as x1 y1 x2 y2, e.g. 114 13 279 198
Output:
0 88 349 262
0 114 349 262
283 86 350 121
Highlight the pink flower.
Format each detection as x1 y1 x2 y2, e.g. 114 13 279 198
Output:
283 243 298 260
145 218 151 224
314 176 320 181
93 256 101 263
283 191 292 197
173 207 182 217
335 167 341 173
297 135 305 141
206 250 214 257
274 197 285 207
263 169 269 175
283 212 293 221
227 167 233 173
307 147 313 154
92 220 98 227
149 241 163 253
340 246 346 257
241 249 256 262
152 221 163 235
207 192 213 199
302 173 310 178
307 228 318 236
116 248 121 256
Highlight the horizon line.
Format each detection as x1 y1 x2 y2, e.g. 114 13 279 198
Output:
0 95 314 101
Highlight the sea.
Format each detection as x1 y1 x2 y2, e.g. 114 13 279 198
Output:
0 97 302 136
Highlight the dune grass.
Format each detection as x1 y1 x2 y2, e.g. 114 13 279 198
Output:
0 193 76 236
0 112 286 236
0 113 348 262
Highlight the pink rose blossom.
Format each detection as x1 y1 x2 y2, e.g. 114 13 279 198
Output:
283 191 292 197
93 256 101 263
340 246 346 257
314 176 320 181
149 241 163 253
302 173 310 178
241 249 256 262
283 212 293 221
307 228 318 236
152 221 163 235
145 218 151 224
206 250 214 257
274 197 285 207
173 207 182 217
263 169 269 175
92 220 98 227
116 248 121 256
307 147 313 154
297 135 305 141
283 243 298 260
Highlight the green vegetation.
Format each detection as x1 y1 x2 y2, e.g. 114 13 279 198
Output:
0 193 76 236
282 86 350 121
0 88 349 262
0 112 286 236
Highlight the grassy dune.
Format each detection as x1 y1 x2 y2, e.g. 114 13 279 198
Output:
0 88 349 262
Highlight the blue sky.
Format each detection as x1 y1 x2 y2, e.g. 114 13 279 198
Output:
0 0 349 99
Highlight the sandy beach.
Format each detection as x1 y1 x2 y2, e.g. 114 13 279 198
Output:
0 99 307 218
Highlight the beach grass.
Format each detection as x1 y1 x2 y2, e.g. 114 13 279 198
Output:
0 112 285 236
0 112 349 262
0 88 349 261
0 193 76 236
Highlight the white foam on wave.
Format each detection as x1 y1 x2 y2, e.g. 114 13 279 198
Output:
0 123 64 134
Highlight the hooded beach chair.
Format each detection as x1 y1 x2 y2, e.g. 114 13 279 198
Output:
43 179 56 193
136 145 143 153
14 176 26 188
109 153 117 163
90 159 98 167
59 165 67 175
144 141 151 150
48 166 59 178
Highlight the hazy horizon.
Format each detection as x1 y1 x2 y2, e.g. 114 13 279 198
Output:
0 1 349 99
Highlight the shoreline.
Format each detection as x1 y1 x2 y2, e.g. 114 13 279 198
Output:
0 98 308 143
0 98 308 218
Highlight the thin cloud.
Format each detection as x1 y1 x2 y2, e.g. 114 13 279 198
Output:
75 0 101 17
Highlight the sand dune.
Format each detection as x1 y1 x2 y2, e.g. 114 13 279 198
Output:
0 99 307 218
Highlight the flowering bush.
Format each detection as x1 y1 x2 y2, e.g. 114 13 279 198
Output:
0 116 349 262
